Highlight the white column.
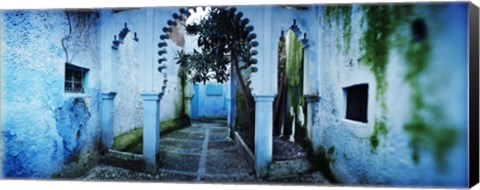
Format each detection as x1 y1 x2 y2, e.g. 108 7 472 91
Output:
141 8 162 174
253 94 275 177
99 10 117 150
101 92 116 149
141 93 162 173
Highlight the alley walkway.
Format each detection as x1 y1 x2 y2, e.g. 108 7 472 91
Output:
80 121 330 184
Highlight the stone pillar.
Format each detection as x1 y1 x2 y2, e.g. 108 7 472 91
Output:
253 94 275 177
141 93 162 174
101 92 117 150
305 95 321 155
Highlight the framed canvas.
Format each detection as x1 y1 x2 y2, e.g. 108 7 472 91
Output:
1 0 479 189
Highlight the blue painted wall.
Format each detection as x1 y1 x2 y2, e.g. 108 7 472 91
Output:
1 10 102 178
191 83 228 119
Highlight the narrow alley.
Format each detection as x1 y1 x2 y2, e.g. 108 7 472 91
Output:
80 121 330 184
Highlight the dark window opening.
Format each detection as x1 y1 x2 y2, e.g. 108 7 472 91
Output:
65 64 88 93
344 84 368 123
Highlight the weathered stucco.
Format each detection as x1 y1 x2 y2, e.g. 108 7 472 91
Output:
1 10 102 178
103 8 189 137
313 3 468 187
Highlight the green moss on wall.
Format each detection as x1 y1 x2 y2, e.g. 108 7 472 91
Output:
369 120 388 150
112 116 191 153
360 5 393 103
359 5 413 150
313 146 337 182
401 36 458 171
176 65 188 118
323 5 352 54
112 127 143 152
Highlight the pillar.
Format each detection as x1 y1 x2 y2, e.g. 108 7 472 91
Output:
253 94 275 177
305 95 320 154
141 93 162 173
101 92 117 150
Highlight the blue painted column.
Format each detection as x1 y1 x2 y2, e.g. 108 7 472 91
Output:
253 94 275 177
141 92 162 173
101 92 117 149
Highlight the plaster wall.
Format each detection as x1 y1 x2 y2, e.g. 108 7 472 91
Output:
103 8 189 136
312 3 468 187
103 10 145 136
194 82 228 119
1 10 102 178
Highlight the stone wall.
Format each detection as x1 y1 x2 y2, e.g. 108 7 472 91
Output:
312 3 468 187
1 10 102 178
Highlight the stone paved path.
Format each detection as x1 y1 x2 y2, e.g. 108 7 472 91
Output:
80 121 330 184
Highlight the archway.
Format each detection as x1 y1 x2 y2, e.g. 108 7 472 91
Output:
155 6 261 177
273 20 310 158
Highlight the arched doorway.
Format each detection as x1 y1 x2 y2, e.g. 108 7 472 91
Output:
274 20 309 149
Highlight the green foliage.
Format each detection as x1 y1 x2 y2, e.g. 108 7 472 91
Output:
286 30 304 88
323 5 352 54
176 8 256 84
285 31 306 117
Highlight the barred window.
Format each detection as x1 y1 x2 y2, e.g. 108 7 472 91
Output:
65 64 88 93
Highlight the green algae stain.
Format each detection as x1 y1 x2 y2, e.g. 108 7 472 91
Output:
360 5 393 103
323 5 352 54
314 146 337 182
398 18 458 171
359 5 413 151
328 146 335 155
176 65 188 118
369 120 388 150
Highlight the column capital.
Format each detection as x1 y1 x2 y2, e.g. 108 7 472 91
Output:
140 92 163 101
101 92 117 100
252 93 276 102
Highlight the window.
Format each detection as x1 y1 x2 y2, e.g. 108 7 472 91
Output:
344 84 368 123
65 64 88 93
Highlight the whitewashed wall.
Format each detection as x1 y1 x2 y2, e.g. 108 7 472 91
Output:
312 3 468 187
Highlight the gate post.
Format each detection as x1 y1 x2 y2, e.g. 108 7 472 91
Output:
101 92 117 150
253 94 275 177
141 92 162 174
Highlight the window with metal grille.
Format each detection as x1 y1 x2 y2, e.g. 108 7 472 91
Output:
65 64 88 93
344 84 368 123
